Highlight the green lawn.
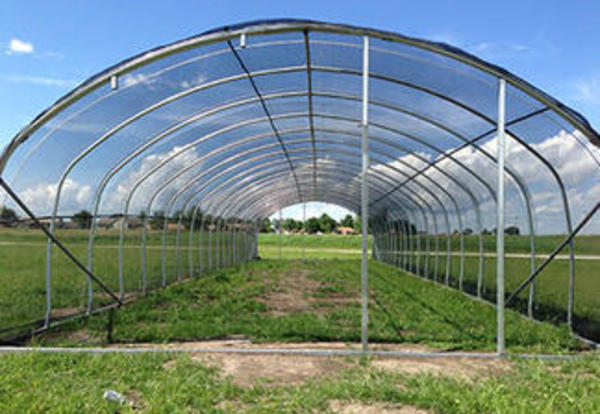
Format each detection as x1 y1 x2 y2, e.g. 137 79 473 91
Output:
0 229 598 342
36 259 580 353
0 351 597 413
2 244 598 413
258 232 600 255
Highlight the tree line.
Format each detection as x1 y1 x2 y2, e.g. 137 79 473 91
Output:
263 213 359 234
0 206 522 236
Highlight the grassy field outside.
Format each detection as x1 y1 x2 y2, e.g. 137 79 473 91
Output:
1 245 598 413
257 232 600 255
1 258 597 413
0 228 598 342
4 229 597 254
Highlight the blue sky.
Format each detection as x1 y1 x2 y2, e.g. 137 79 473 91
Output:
1 0 598 221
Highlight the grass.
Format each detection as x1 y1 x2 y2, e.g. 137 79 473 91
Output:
258 232 600 255
260 233 600 340
2 236 597 413
0 228 598 342
35 259 580 353
0 350 598 413
258 233 372 249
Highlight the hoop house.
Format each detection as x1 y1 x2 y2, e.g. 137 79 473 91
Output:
1 19 598 347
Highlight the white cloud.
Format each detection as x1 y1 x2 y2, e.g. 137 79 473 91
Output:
121 72 207 91
121 73 157 88
12 124 598 235
425 32 462 46
423 32 530 61
100 145 205 215
571 74 600 105
180 74 207 89
7 38 34 54
271 202 354 222
368 128 600 235
466 42 529 60
0 73 78 87
18 178 91 216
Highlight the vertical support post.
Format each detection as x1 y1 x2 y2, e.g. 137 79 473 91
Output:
434 230 439 280
253 220 259 259
302 202 306 261
528 236 536 318
45 232 52 327
175 213 183 281
415 220 421 273
160 214 168 287
459 229 465 290
406 221 411 271
278 209 283 259
141 215 148 293
223 219 227 267
477 215 484 298
198 216 204 273
214 217 221 270
188 209 197 277
393 221 399 268
567 236 575 329
360 35 370 353
232 219 237 265
208 218 213 270
118 214 126 298
445 233 451 285
496 78 506 356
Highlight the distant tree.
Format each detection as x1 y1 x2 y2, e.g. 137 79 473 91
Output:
319 213 337 233
138 211 147 221
282 218 301 232
354 214 362 233
183 209 198 230
394 219 416 235
462 228 473 235
72 210 92 229
259 218 272 233
340 214 354 228
505 226 520 235
272 218 282 233
0 206 18 224
482 228 491 236
150 210 165 230
304 217 321 234
171 209 183 224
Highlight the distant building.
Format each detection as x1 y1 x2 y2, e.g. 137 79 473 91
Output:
335 226 357 235
112 217 147 230
165 222 184 231
96 217 147 230
97 217 117 229
19 217 64 229
63 220 79 230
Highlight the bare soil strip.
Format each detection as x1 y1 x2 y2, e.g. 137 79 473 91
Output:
139 340 512 388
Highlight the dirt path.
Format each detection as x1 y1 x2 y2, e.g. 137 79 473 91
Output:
132 340 511 389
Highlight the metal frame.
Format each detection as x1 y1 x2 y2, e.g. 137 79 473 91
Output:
1 20 598 349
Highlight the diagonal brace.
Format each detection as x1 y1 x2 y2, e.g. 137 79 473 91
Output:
506 202 599 306
0 177 122 306
226 38 304 202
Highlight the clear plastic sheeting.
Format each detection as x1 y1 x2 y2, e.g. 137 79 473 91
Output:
0 20 598 343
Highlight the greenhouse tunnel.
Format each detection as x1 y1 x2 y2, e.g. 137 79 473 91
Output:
0 19 599 346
